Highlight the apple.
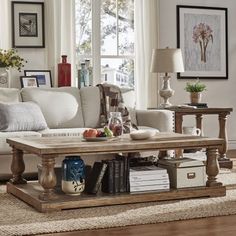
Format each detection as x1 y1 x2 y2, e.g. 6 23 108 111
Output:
83 129 98 138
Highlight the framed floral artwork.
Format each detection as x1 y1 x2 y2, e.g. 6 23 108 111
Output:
177 5 228 79
24 70 52 88
12 1 45 48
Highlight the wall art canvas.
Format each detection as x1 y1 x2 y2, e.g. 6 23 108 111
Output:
177 5 228 79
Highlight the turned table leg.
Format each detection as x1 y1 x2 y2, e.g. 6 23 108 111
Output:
175 113 183 157
218 112 232 169
206 148 222 187
9 147 27 184
218 112 228 159
196 114 203 136
39 156 57 201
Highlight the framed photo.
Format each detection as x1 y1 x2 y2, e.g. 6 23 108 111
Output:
24 70 52 88
20 76 38 88
177 5 228 79
12 1 45 48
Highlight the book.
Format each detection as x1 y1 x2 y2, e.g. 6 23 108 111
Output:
115 155 126 193
130 184 170 192
130 178 170 187
129 166 167 176
186 103 208 108
102 160 114 193
116 154 130 192
113 159 121 193
129 173 169 182
85 162 107 194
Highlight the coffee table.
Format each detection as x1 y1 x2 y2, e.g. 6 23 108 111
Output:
6 132 225 212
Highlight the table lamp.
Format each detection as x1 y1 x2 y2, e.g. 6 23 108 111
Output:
150 48 184 108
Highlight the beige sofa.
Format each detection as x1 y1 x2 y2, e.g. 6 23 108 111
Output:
0 86 174 179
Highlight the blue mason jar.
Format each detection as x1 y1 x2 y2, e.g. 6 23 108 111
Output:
61 156 85 195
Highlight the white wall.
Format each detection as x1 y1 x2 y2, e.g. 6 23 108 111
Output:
159 0 236 148
1 0 48 88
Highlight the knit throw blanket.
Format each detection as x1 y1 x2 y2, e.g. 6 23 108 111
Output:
97 83 136 133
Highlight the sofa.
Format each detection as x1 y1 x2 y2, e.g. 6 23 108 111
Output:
0 86 174 180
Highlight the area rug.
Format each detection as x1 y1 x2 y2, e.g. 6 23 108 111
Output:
0 169 236 236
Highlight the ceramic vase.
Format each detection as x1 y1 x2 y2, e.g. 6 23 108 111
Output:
61 156 85 195
0 67 8 88
190 92 202 104
58 55 71 87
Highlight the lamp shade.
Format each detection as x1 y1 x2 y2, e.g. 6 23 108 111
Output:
150 48 184 73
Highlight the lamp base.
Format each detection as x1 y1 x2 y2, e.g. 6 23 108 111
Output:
159 74 174 108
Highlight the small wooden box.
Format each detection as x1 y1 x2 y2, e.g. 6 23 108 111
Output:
158 158 206 189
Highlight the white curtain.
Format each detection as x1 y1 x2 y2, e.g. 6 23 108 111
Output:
0 0 10 50
44 0 76 87
134 0 159 109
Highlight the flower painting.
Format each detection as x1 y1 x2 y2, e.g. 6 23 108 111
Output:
192 23 213 63
177 6 228 79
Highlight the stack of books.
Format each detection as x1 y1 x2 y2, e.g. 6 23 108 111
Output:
129 165 170 193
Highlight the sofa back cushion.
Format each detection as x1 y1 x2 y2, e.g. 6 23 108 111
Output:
21 87 84 128
0 88 22 103
80 86 101 128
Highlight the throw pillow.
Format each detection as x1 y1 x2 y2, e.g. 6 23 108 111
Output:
0 102 48 132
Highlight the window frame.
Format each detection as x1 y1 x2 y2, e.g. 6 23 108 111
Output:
75 0 135 87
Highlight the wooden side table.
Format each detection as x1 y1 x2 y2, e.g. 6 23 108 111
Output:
167 107 233 169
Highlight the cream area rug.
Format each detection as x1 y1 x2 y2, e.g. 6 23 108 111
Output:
0 169 236 236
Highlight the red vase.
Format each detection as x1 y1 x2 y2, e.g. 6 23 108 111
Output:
58 55 71 87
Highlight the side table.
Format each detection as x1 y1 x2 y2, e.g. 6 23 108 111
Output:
166 107 233 169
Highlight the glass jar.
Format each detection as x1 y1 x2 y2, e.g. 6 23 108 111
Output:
61 156 85 195
108 112 123 136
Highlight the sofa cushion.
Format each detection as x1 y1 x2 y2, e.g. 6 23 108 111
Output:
0 131 42 154
0 102 47 132
80 87 101 128
0 88 21 103
21 87 84 128
39 128 87 138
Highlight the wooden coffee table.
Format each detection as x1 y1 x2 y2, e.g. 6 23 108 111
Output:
6 132 225 212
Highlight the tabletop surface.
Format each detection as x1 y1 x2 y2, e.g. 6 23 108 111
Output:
6 132 224 156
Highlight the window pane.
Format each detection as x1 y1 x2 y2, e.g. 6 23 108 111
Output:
101 58 134 89
118 0 134 55
75 0 92 56
101 0 117 55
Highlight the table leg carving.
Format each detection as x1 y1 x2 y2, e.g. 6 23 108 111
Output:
9 147 27 184
39 156 57 201
175 113 183 157
218 112 228 159
196 114 203 136
206 148 222 187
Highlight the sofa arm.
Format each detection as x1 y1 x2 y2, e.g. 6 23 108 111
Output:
136 109 174 132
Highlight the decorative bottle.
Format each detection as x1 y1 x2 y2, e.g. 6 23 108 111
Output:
58 55 71 87
79 63 89 88
61 156 85 195
108 112 123 136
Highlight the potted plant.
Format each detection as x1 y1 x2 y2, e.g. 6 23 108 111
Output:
184 79 206 104
0 48 27 87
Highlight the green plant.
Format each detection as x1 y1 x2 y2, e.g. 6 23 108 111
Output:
184 79 206 93
0 48 27 71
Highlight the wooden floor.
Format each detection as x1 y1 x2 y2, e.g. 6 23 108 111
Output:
39 150 236 236
42 215 236 236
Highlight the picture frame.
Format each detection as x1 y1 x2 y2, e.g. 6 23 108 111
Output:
12 1 45 48
24 70 52 88
20 76 38 88
177 5 228 79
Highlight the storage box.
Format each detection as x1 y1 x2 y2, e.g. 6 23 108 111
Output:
158 158 206 189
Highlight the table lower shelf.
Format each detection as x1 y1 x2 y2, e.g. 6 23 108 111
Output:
7 181 226 213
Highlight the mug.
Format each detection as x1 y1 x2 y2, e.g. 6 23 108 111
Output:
182 126 201 136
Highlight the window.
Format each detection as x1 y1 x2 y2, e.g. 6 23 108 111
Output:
75 0 134 90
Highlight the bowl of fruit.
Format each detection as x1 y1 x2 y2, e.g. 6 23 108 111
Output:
82 127 114 141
